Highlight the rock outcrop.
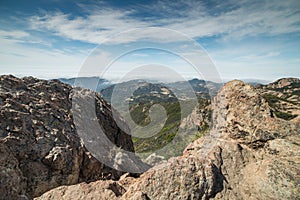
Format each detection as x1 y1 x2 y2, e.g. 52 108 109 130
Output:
264 77 300 89
36 80 299 200
0 75 136 199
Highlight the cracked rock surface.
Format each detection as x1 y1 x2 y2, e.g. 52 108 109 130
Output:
0 75 137 199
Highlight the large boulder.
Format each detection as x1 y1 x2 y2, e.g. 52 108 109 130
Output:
0 75 136 199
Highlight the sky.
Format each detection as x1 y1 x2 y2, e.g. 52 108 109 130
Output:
0 0 300 82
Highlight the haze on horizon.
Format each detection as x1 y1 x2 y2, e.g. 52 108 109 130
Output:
0 0 300 82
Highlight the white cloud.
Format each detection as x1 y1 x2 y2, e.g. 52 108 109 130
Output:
0 30 29 39
27 0 300 44
29 9 152 44
163 0 300 40
234 52 281 61
0 29 88 79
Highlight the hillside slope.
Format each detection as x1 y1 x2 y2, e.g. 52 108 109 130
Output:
101 80 213 159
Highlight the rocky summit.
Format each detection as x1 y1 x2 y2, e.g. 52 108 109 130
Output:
35 79 299 200
0 75 137 199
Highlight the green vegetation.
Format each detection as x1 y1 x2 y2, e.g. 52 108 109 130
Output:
263 94 295 107
263 94 280 108
291 90 300 96
128 98 211 159
130 101 181 154
274 111 297 120
100 81 213 158
194 122 210 139
263 94 297 120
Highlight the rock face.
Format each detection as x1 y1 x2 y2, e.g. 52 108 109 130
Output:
37 80 299 200
0 143 27 200
0 75 135 199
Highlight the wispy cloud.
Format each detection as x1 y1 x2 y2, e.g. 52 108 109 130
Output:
160 0 300 40
235 52 281 61
29 9 151 44
0 30 29 39
27 0 300 44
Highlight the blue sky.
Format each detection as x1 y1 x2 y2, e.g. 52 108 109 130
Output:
0 0 299 82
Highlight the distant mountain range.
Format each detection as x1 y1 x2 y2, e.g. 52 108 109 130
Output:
58 77 224 101
58 77 270 95
59 77 113 93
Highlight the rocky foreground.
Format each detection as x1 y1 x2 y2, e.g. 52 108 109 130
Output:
0 75 139 199
1 75 299 200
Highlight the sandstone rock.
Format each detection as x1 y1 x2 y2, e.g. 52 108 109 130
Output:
36 79 300 200
0 75 137 199
36 173 137 200
212 80 294 148
35 180 120 200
